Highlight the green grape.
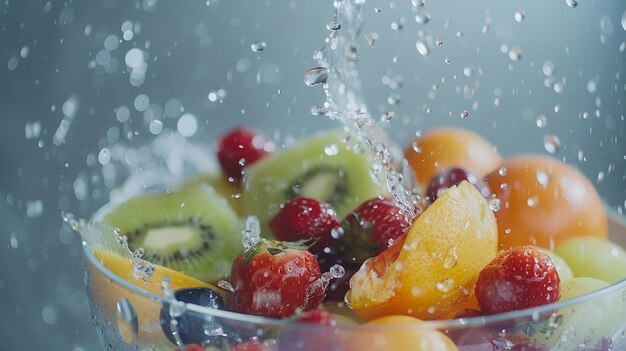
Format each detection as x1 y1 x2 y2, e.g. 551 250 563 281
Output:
536 247 574 282
555 236 626 284
560 277 609 301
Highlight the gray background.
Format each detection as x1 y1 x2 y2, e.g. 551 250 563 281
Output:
1 0 624 349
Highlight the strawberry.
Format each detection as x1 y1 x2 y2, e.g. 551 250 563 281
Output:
278 308 343 351
217 127 275 182
269 197 340 255
475 246 560 315
339 196 410 265
230 240 325 318
426 167 490 202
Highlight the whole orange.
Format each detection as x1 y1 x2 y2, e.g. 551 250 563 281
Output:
404 127 501 187
346 315 458 351
485 155 607 250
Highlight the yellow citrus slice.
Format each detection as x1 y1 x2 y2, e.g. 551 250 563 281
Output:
346 315 458 351
89 249 224 344
346 181 497 321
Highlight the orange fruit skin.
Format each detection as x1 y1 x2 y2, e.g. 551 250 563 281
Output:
485 155 607 250
346 315 458 351
404 127 501 187
346 181 497 321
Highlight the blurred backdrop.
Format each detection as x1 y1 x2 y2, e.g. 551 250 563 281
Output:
0 0 624 349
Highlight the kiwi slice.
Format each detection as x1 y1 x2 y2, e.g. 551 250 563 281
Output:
243 129 386 237
101 184 242 282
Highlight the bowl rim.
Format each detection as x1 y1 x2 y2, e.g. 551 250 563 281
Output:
82 207 626 330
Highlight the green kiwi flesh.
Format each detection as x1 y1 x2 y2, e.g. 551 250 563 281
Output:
101 184 242 282
243 129 386 237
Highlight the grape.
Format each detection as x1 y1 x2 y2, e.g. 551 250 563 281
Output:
426 167 490 202
536 247 574 282
555 236 626 284
560 277 609 301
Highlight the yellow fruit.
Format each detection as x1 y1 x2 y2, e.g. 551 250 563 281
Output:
404 127 501 187
180 173 243 216
88 248 224 344
346 181 498 321
346 315 458 351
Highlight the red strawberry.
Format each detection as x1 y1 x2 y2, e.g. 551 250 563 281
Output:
278 308 343 351
230 240 325 318
475 246 560 315
232 340 275 351
217 127 275 182
269 197 340 255
339 196 411 265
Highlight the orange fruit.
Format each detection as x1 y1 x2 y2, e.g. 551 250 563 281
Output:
346 315 458 351
346 181 497 321
404 127 501 187
484 155 607 250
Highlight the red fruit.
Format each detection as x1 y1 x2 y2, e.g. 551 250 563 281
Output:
475 246 560 315
339 196 410 265
278 308 343 351
232 340 275 351
217 127 275 182
230 240 325 318
269 197 340 254
177 345 205 351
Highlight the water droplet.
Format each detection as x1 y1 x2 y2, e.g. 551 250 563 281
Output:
498 167 508 176
436 278 455 293
380 111 395 122
565 0 578 8
366 32 379 47
536 115 548 128
177 114 197 137
310 104 329 116
536 170 551 187
411 0 425 7
116 299 138 344
387 94 400 105
527 197 539 208
326 21 341 31
509 47 522 61
415 14 430 24
217 280 235 292
304 67 329 86
443 249 458 269
543 134 561 154
489 198 502 212
324 144 339 156
416 41 429 56
250 41 266 52
514 10 525 23
460 109 469 118
242 216 261 249
542 60 555 76
444 57 451 64
331 227 344 239
330 264 345 278
622 9 626 31
435 36 443 46
586 80 597 93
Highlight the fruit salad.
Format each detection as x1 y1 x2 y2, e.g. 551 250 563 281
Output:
80 126 626 351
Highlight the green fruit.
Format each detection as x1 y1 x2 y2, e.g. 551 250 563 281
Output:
536 247 574 282
555 236 626 284
101 184 242 282
243 129 386 237
560 277 609 301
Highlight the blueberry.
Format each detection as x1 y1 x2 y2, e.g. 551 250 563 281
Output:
159 287 227 346
426 167 490 202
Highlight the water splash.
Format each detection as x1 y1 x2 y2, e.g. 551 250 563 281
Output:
310 0 421 222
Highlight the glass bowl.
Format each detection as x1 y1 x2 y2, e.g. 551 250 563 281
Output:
83 215 626 351
64 1 626 350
